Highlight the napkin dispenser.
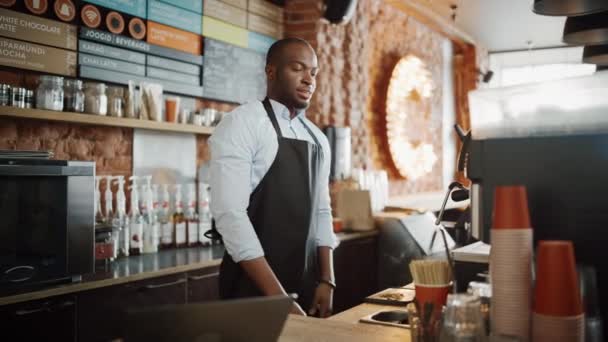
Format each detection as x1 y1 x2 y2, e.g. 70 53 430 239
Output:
323 126 351 181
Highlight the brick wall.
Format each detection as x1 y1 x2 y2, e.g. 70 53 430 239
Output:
0 116 134 176
285 0 469 195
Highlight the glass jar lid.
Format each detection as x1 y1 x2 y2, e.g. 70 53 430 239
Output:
84 82 107 93
107 86 124 97
65 79 83 89
39 75 64 86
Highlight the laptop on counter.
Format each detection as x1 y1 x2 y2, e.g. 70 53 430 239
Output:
124 295 293 342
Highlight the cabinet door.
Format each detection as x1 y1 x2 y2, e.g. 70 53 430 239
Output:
186 266 220 303
0 295 76 341
333 236 378 314
78 273 187 342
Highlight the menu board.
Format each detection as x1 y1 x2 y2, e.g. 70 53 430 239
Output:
0 36 76 76
202 38 266 104
0 9 77 50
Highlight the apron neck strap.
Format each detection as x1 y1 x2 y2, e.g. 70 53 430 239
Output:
262 98 283 139
297 117 321 147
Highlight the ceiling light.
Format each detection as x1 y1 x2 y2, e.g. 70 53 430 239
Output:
477 69 494 83
583 44 608 65
563 11 608 45
533 0 608 16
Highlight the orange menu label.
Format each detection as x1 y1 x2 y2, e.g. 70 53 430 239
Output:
0 0 16 7
128 17 146 40
147 21 201 55
81 4 101 28
106 11 125 34
54 0 76 22
25 0 48 14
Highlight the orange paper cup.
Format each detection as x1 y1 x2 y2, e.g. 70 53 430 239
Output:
492 185 532 229
415 284 450 317
534 240 582 316
332 218 343 233
165 98 179 123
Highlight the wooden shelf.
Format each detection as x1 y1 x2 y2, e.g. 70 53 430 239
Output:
0 106 215 135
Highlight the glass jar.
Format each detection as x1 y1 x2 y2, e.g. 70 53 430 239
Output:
0 84 10 106
439 294 487 342
11 87 27 108
408 302 441 342
25 90 34 108
36 75 64 111
107 86 124 117
84 82 108 115
202 108 217 127
64 79 85 113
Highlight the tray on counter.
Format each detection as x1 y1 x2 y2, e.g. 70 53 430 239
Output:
359 309 410 329
364 287 415 306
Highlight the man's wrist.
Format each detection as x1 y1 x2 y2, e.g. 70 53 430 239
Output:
318 278 336 289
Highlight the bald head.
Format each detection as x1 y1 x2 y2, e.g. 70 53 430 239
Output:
266 38 314 66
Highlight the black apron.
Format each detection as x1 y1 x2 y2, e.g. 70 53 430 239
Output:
219 98 323 311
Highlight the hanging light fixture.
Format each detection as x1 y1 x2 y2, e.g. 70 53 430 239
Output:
563 11 608 45
533 0 608 16
582 44 608 66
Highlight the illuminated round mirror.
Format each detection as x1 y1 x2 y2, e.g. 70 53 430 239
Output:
386 55 438 180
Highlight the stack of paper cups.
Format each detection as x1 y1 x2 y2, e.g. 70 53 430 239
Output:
532 241 585 342
490 185 533 341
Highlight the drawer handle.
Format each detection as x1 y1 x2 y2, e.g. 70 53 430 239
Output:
188 273 218 281
54 300 75 310
15 306 49 316
140 278 186 290
14 300 75 316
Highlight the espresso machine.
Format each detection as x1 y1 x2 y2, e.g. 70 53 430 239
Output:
454 71 608 340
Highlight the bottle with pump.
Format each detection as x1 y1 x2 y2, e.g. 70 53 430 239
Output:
186 183 199 247
104 175 114 223
199 182 213 246
160 184 174 249
151 183 161 250
172 184 187 248
95 176 103 224
128 176 143 255
113 176 129 257
142 176 158 253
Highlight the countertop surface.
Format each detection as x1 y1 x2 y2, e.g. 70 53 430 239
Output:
280 288 412 341
0 230 379 306
280 314 410 342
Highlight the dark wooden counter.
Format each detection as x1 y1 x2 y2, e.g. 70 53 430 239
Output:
0 230 378 306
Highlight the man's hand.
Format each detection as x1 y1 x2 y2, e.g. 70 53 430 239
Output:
290 302 307 316
308 283 334 318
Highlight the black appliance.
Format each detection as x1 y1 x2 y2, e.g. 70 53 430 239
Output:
465 133 608 337
0 158 95 292
323 126 351 181
323 0 358 24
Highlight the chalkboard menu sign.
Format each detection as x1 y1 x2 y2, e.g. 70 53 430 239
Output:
202 38 266 104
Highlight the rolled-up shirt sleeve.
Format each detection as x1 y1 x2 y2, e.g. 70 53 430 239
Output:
316 135 340 249
209 110 264 262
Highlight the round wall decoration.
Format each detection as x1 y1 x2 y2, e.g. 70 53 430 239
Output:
386 55 438 180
